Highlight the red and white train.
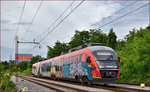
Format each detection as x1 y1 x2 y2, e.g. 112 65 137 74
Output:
32 43 120 85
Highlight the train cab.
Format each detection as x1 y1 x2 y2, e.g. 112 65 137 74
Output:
85 46 120 84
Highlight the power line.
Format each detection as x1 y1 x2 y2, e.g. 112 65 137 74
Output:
22 0 43 40
97 2 149 29
26 0 76 52
26 33 74 54
10 0 26 61
15 0 26 35
84 0 138 30
39 0 84 43
28 1 149 56
34 0 76 40
26 0 84 53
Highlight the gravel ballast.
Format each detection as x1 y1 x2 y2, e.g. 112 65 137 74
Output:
11 75 54 92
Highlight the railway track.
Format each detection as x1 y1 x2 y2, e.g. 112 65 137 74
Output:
14 74 149 92
15 75 111 92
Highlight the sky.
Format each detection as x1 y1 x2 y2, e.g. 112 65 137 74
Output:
1 0 149 61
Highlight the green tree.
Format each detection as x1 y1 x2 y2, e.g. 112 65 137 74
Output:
0 63 17 92
70 30 90 48
89 29 108 45
117 26 150 84
1 61 9 70
107 28 117 49
47 41 69 58
116 39 125 50
29 55 41 68
18 61 29 71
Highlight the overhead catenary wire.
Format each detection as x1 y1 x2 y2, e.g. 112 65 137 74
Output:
15 0 26 35
97 2 150 29
25 0 84 54
26 1 149 60
39 0 84 43
34 0 76 40
22 0 44 40
25 0 75 52
84 0 138 30
29 1 149 55
10 0 26 60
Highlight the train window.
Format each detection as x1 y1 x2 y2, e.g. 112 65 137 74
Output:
42 64 44 72
71 56 74 64
43 63 46 72
54 61 56 70
45 63 47 71
56 61 58 71
64 59 66 65
49 62 51 71
42 64 45 72
55 60 59 71
46 63 50 71
54 61 56 71
63 58 65 65
54 61 57 71
63 60 65 65
64 58 66 65
65 58 67 65
69 57 71 64
52 61 54 66
57 60 59 71
75 56 78 63
41 64 43 72
67 57 70 65
45 64 47 71
66 58 68 65
79 54 82 62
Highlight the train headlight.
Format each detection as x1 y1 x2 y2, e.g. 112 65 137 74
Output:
99 66 103 68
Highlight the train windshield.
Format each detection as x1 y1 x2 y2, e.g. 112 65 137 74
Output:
92 50 118 69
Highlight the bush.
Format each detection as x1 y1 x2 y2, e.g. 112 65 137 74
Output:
1 73 17 92
0 63 17 92
22 68 32 75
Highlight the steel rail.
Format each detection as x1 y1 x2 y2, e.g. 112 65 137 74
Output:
14 74 149 92
15 75 90 92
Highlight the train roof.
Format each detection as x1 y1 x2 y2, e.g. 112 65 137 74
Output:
32 43 115 65
86 46 114 52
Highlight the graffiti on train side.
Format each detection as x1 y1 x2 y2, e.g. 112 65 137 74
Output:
62 62 93 80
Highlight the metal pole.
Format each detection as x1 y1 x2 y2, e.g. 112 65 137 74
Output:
15 35 18 83
9 55 12 75
14 35 40 84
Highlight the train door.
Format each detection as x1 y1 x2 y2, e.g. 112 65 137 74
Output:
49 62 52 77
59 58 63 78
55 60 59 78
39 63 42 76
84 53 94 81
51 61 56 78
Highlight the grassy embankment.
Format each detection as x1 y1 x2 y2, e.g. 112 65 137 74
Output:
0 64 17 92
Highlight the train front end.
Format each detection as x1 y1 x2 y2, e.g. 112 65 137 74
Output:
87 46 120 84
